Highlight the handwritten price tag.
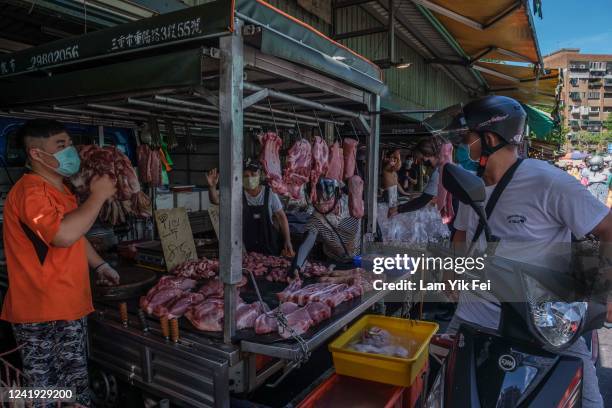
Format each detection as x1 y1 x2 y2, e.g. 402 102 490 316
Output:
155 208 198 271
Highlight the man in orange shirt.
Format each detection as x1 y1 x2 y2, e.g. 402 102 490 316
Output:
1 119 118 407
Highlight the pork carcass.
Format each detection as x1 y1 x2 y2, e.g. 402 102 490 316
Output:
236 301 265 330
309 136 329 202
160 292 205 319
325 141 344 182
172 258 219 280
277 279 303 303
348 175 364 219
342 138 359 180
199 276 248 299
139 288 184 315
254 302 300 334
259 132 288 196
137 144 162 187
198 278 224 298
279 306 314 339
185 298 224 331
283 139 312 199
72 145 152 225
304 302 331 324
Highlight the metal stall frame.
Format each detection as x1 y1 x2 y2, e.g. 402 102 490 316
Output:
0 1 387 405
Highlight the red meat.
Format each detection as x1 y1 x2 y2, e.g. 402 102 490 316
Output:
304 302 331 324
342 138 359 180
325 141 344 182
236 301 264 330
163 292 205 319
309 136 329 202
259 132 288 196
185 298 224 331
348 175 364 219
283 139 312 199
279 306 313 339
254 302 301 334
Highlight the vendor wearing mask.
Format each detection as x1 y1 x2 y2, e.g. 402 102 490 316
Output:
290 178 361 275
455 135 480 174
2 119 119 407
388 139 440 216
207 159 293 256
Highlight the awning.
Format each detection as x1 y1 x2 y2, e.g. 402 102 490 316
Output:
521 103 554 140
414 0 542 66
236 0 384 94
476 62 560 106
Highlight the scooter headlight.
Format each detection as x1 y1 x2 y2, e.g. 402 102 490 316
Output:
524 274 587 347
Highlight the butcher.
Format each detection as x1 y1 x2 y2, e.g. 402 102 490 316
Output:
1 119 120 407
207 158 293 256
290 177 361 276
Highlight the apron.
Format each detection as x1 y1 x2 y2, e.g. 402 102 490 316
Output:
243 187 281 255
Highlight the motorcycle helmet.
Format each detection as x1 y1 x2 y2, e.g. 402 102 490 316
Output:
463 95 527 147
307 177 341 214
587 155 604 171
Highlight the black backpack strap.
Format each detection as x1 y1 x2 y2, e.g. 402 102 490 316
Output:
472 158 523 243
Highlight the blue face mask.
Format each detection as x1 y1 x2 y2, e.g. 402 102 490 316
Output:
456 143 479 172
44 146 81 177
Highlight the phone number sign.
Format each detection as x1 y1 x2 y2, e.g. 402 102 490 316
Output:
0 0 232 77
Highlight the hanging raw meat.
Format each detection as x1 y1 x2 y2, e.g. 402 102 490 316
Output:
283 139 312 199
309 136 329 202
258 132 288 196
325 141 344 182
348 175 364 219
437 142 455 224
137 144 162 187
342 138 358 180
71 145 152 225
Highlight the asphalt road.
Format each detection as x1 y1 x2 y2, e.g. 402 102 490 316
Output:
598 328 612 407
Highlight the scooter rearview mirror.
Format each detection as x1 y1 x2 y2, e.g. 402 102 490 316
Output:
442 163 485 205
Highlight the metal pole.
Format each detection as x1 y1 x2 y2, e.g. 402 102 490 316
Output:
219 19 244 344
388 0 395 64
366 94 380 235
243 83 360 119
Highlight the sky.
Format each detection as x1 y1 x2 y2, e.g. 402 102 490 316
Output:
533 0 612 56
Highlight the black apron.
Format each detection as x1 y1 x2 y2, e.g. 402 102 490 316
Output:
243 186 281 255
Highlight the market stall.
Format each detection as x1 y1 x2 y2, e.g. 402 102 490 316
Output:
0 1 428 406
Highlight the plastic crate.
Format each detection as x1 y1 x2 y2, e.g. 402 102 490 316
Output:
297 374 406 408
329 315 438 387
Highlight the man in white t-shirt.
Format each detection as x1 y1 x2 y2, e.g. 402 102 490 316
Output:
207 159 293 256
449 96 612 408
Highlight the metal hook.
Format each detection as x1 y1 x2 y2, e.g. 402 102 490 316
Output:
312 110 324 140
349 119 360 144
291 106 303 140
330 114 342 143
267 97 279 135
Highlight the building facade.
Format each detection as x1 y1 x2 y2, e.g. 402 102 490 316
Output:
544 48 612 133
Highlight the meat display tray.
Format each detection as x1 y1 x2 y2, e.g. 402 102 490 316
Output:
94 268 413 361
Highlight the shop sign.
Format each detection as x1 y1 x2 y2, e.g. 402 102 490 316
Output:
0 0 232 77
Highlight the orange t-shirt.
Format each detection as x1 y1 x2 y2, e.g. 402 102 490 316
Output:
1 173 93 323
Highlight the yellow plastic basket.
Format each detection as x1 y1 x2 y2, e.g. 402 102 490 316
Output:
329 315 438 387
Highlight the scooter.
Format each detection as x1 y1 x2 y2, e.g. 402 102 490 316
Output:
424 164 609 408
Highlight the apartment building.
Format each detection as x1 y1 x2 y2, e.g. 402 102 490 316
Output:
544 48 612 133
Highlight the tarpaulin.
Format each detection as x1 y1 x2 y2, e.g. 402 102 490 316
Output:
522 103 554 140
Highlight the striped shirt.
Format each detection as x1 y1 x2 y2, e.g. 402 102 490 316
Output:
306 196 361 262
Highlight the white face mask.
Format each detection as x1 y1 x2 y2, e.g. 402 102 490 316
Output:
243 176 260 190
